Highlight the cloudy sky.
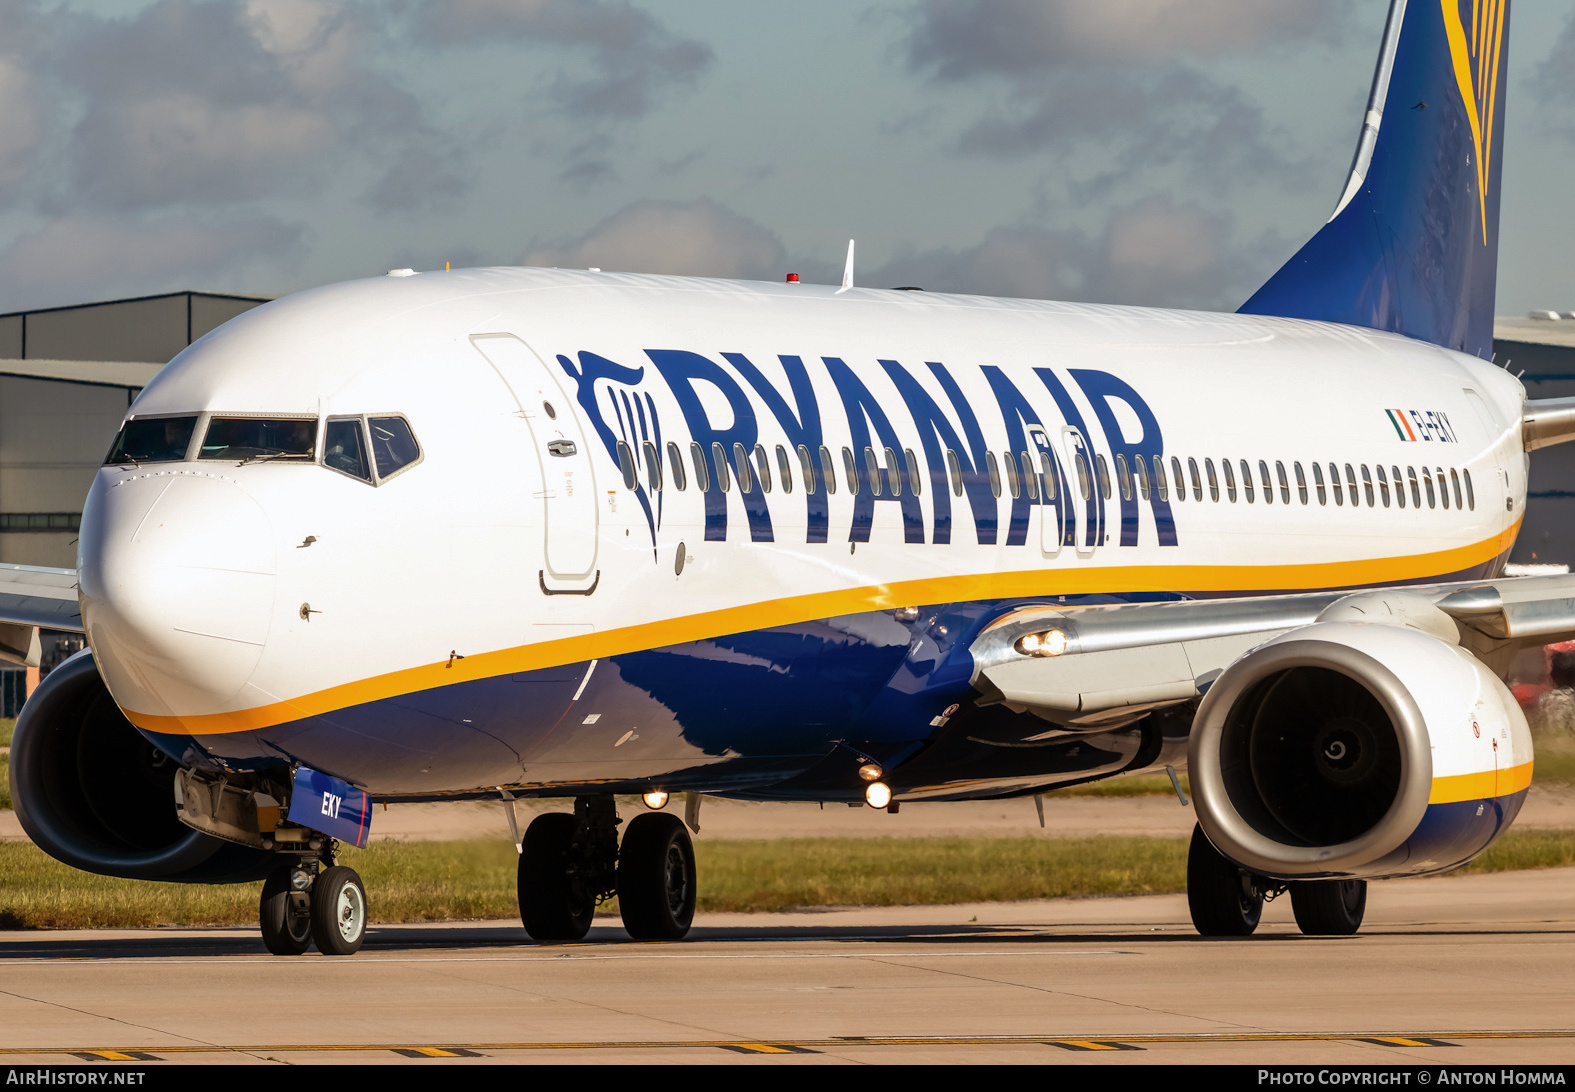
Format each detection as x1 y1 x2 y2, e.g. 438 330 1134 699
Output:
2 0 1573 318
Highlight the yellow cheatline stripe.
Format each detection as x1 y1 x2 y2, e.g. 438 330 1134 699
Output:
122 523 1518 738
1428 760 1534 805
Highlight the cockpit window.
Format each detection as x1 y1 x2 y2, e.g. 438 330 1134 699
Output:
368 416 420 480
323 418 371 481
200 417 317 462
104 415 197 464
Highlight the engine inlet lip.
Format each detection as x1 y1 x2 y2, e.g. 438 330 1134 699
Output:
1189 637 1433 877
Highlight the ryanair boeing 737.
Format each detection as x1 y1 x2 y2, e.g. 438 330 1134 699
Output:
3 0 1566 954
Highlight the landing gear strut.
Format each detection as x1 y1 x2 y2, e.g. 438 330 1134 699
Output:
258 842 368 956
517 797 697 942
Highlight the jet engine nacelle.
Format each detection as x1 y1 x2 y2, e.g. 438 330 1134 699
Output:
1189 620 1532 880
8 649 282 883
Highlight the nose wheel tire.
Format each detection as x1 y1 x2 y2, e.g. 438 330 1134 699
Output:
259 867 313 955
310 865 368 955
519 812 595 941
1290 879 1367 935
617 813 697 940
1186 825 1264 936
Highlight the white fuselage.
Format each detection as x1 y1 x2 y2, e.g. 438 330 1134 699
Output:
74 268 1527 794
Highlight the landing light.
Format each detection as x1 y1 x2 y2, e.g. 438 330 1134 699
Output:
1017 629 1068 657
865 782 892 809
642 791 670 810
857 763 883 782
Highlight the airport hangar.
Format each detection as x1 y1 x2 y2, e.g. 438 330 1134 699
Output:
1 292 1573 713
0 291 269 711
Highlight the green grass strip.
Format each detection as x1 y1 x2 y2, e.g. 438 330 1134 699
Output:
1 830 1572 930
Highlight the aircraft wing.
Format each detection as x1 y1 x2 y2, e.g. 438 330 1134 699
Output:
969 573 1575 731
0 563 83 668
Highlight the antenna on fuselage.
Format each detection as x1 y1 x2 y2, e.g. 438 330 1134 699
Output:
837 239 855 294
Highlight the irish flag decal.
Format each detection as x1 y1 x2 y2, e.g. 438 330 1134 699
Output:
1387 409 1418 440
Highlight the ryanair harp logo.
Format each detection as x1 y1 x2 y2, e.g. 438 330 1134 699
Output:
1441 0 1507 244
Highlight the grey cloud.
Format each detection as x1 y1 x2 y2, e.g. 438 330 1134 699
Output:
0 214 305 313
906 0 1346 78
559 159 618 191
53 0 462 212
902 0 1334 196
365 145 471 212
413 0 712 118
521 198 785 280
867 197 1265 311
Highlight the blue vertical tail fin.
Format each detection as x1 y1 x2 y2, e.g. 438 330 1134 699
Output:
1238 0 1509 360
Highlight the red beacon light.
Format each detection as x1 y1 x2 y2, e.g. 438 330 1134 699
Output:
785 273 800 283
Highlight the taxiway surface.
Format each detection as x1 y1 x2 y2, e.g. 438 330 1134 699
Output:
0 866 1571 1065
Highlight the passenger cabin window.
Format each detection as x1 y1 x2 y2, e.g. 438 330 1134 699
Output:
884 447 903 496
1170 457 1185 501
906 449 923 496
819 446 837 494
1075 452 1091 501
1096 455 1113 500
1042 453 1059 500
324 418 371 482
1451 469 1462 509
753 444 772 493
1004 451 1021 499
644 441 662 491
712 442 731 492
1205 458 1219 502
1408 466 1421 507
776 446 793 494
1424 468 1436 508
1376 464 1390 507
1329 463 1343 506
1115 454 1131 501
1392 465 1405 508
1313 462 1326 505
1345 464 1360 507
1276 461 1290 504
1294 462 1308 504
202 417 317 463
617 441 638 489
1436 468 1449 509
1361 464 1374 507
797 444 816 494
1258 460 1273 505
733 443 754 493
1134 454 1149 500
1463 469 1475 510
947 449 964 496
689 442 709 492
987 451 1002 498
1151 455 1168 501
667 442 687 490
1239 459 1254 503
864 447 883 496
105 415 198 464
842 447 860 494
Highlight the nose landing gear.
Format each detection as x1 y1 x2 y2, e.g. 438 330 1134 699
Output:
258 844 368 956
517 797 698 943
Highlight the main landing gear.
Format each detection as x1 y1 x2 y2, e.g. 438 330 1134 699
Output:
1185 825 1366 937
518 797 697 942
259 843 369 956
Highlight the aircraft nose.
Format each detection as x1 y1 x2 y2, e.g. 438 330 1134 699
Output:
79 471 277 718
